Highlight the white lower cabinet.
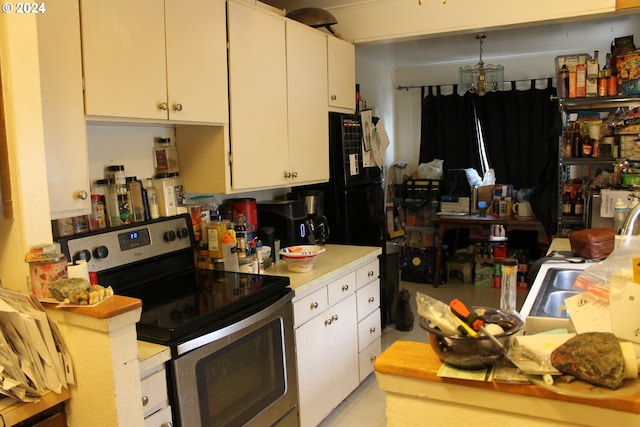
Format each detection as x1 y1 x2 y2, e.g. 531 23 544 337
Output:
355 259 382 381
293 257 381 427
139 346 173 427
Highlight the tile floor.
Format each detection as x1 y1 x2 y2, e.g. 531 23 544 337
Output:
317 276 529 427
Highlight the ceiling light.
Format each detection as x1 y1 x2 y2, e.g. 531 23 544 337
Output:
459 33 504 95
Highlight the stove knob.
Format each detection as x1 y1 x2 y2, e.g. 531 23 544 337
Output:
164 230 176 242
176 227 189 239
93 246 109 259
74 249 92 263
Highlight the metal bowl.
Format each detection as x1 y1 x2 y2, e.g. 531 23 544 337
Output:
419 307 524 370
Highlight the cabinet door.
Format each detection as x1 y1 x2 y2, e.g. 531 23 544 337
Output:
286 20 329 185
327 36 356 112
165 0 228 124
38 0 90 217
295 295 358 427
81 0 167 120
227 1 288 190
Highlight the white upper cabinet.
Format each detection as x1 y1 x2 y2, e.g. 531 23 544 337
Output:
286 19 330 185
227 0 289 190
327 36 356 112
80 0 228 124
38 0 90 218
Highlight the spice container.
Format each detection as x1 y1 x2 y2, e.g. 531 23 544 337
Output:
88 194 107 231
52 217 74 238
72 215 89 234
154 137 180 174
154 173 178 217
126 177 145 222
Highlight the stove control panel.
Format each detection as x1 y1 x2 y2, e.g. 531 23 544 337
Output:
57 215 194 273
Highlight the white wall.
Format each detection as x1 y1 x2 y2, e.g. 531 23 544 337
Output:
356 13 640 177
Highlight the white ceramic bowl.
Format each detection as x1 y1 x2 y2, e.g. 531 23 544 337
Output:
280 245 326 273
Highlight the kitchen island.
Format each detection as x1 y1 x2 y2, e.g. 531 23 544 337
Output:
375 340 640 427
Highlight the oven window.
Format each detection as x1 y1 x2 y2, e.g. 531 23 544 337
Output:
195 318 286 426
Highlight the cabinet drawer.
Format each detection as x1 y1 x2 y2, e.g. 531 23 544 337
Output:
141 368 169 418
144 405 173 427
358 336 381 382
356 280 380 321
293 287 328 327
327 272 356 306
356 259 379 289
357 308 381 351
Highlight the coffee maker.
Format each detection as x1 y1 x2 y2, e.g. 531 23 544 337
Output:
257 200 316 249
288 190 330 245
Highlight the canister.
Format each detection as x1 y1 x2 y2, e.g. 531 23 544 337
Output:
154 173 177 217
27 254 68 299
126 176 145 222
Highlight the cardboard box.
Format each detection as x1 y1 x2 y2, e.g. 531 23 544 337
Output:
616 50 640 95
440 196 470 213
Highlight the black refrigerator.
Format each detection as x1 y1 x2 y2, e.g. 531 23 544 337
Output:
298 112 395 327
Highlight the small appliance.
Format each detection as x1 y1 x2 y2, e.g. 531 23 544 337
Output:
288 190 330 245
257 200 315 249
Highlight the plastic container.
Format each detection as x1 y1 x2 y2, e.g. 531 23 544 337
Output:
27 254 68 298
283 255 316 273
207 218 227 259
154 173 177 217
126 177 145 223
88 194 107 231
154 137 180 174
221 230 239 272
500 258 518 314
145 178 160 219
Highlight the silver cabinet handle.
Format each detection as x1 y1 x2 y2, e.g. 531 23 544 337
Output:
160 422 173 427
369 326 376 334
332 314 338 322
291 171 298 178
370 355 377 363
173 103 183 111
141 395 149 406
284 171 291 178
324 317 333 326
74 190 88 200
331 94 337 100
368 270 374 277
341 284 349 292
158 102 168 111
368 296 375 303
310 301 319 309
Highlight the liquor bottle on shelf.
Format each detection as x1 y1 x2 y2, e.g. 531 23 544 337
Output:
574 192 584 217
562 191 573 216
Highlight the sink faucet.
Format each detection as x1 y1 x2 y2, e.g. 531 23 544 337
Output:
619 192 640 236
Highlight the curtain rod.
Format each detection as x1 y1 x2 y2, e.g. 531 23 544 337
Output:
396 77 554 91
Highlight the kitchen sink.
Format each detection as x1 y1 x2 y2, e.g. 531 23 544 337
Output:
520 263 591 334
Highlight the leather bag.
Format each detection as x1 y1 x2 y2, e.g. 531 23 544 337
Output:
569 228 617 260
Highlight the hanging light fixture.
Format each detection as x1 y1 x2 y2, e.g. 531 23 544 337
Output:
459 33 504 95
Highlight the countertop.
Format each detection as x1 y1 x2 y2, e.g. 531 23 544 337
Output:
261 244 382 296
376 340 640 414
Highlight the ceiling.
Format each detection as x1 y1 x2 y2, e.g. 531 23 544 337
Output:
259 0 639 69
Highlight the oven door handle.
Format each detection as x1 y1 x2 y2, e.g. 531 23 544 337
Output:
176 290 293 356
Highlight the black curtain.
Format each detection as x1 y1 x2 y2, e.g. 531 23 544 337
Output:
419 80 562 237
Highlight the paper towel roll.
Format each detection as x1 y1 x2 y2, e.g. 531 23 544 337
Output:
67 260 90 281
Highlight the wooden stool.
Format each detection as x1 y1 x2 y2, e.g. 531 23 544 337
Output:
446 255 474 284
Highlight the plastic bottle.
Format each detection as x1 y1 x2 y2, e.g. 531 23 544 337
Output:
145 178 160 219
500 258 518 315
221 230 239 272
614 198 628 232
208 215 227 259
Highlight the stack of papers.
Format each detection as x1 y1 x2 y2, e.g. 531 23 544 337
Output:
0 289 73 402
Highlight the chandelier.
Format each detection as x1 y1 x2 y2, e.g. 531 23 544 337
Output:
459 33 504 95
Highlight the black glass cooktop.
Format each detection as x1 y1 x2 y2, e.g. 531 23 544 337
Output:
128 269 290 346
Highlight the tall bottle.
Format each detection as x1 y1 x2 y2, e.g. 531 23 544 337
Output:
145 178 160 219
234 215 248 261
221 230 240 272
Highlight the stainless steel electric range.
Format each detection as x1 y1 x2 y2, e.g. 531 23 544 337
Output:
56 214 299 427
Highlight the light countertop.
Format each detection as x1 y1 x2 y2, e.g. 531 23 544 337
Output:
261 244 382 297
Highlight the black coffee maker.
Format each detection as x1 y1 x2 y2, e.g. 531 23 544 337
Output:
257 200 316 249
288 190 330 245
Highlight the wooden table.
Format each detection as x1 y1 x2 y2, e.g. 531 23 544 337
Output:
431 214 547 286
